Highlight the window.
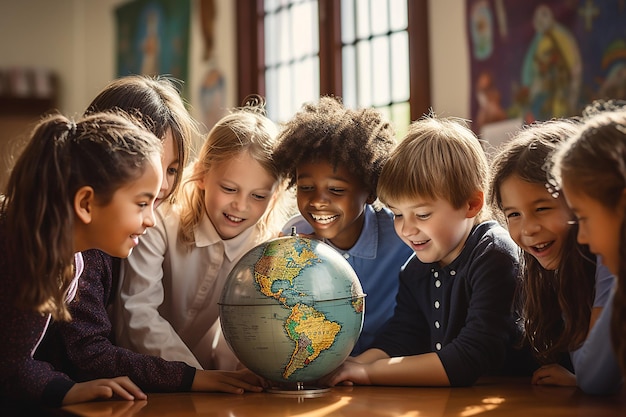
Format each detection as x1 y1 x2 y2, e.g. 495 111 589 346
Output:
236 0 430 136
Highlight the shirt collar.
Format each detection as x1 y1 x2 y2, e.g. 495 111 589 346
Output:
194 214 257 262
325 205 378 259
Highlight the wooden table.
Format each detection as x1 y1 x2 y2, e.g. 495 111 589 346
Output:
56 377 625 417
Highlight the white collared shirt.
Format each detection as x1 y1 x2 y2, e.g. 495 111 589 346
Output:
114 203 262 370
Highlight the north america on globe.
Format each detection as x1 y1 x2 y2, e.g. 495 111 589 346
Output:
254 238 342 378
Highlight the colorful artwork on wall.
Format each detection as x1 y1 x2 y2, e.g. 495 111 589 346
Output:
466 0 626 133
115 0 190 95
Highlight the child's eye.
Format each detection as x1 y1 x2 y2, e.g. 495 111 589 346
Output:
505 212 520 219
138 202 149 209
536 206 551 213
416 213 430 220
252 193 267 201
329 187 345 194
392 212 403 218
297 185 314 192
167 167 179 176
221 185 236 193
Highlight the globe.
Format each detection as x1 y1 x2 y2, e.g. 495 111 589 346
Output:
219 235 365 392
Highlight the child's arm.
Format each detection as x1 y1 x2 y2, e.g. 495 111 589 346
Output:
39 249 202 392
322 351 449 386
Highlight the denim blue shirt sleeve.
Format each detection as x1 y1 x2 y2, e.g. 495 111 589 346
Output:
593 259 615 307
573 288 624 395
570 259 615 367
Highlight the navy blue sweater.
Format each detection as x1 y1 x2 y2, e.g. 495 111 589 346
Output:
372 221 529 386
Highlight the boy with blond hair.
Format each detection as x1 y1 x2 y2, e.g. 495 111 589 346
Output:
321 113 526 386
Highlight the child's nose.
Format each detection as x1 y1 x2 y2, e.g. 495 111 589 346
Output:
232 194 248 211
521 217 540 236
144 206 157 228
309 190 329 208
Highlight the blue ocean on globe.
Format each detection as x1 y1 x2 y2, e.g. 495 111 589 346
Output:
219 236 365 387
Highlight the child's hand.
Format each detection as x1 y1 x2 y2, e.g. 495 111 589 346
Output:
531 363 576 386
192 369 265 393
318 361 371 387
63 376 147 405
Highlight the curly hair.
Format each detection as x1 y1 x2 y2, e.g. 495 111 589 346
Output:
273 96 396 199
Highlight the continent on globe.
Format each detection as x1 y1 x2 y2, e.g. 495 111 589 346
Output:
219 236 365 388
283 303 341 378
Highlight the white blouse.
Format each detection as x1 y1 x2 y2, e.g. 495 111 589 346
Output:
113 203 262 370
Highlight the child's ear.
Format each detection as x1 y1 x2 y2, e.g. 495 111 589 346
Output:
193 163 206 190
74 186 95 225
466 190 484 218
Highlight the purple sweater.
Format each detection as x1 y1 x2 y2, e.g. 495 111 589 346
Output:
35 249 195 395
0 227 80 406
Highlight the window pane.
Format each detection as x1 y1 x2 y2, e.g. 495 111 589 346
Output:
342 44 357 108
264 0 280 13
355 0 370 40
277 8 291 64
356 39 372 108
390 31 409 102
371 36 390 106
391 101 410 140
341 0 356 44
276 64 292 121
291 1 318 59
370 0 389 36
293 56 319 115
265 67 278 116
263 0 320 123
389 0 407 31
265 12 277 67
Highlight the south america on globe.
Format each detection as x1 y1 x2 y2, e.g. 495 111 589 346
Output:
219 235 365 390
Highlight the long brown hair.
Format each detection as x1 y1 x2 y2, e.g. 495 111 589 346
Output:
86 74 197 202
553 106 626 375
488 119 596 363
1 112 161 321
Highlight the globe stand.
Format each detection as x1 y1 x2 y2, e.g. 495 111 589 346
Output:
266 381 331 397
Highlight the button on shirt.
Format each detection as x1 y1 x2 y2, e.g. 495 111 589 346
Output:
372 221 520 387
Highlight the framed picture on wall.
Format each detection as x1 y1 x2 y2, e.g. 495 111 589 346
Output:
466 0 626 136
115 0 191 95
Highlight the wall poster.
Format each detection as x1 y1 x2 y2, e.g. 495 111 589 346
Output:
115 0 191 95
467 0 626 135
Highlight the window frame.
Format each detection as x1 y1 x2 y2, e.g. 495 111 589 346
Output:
235 0 431 121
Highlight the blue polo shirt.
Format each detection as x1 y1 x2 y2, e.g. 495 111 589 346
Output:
282 205 413 355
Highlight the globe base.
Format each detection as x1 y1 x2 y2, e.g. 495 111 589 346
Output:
266 383 331 397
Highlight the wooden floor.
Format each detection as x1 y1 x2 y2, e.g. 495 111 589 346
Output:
53 377 625 417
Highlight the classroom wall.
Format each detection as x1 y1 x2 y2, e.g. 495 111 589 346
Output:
0 0 468 119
